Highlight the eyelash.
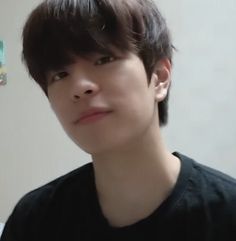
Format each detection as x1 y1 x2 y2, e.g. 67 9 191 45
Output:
48 55 116 84
95 56 116 65
50 71 68 84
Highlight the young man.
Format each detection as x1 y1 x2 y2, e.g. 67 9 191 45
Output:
1 0 236 240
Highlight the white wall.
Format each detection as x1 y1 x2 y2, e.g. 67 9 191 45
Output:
0 0 235 223
159 0 236 173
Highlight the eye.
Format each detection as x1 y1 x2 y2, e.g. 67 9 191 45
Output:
49 71 69 84
95 56 116 66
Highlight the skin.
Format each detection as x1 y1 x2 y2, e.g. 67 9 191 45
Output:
47 50 181 227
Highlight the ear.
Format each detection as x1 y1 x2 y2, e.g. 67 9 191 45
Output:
151 58 172 102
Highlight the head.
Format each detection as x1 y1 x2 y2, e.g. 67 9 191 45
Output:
22 0 173 127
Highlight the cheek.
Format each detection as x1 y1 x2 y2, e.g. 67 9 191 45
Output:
107 87 155 133
104 68 147 101
49 97 72 129
110 78 152 114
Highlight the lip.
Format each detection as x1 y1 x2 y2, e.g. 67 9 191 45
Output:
74 108 112 125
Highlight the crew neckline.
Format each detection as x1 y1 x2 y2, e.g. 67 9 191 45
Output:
88 152 194 234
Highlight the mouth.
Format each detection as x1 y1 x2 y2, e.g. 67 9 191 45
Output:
74 110 113 125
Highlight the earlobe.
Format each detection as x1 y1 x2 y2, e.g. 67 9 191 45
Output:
154 81 169 102
153 58 171 102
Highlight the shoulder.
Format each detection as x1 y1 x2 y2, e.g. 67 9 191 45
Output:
16 162 93 213
175 152 236 213
175 152 236 192
173 152 236 237
191 155 236 194
1 162 93 240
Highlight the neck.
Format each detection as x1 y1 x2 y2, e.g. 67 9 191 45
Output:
91 127 181 227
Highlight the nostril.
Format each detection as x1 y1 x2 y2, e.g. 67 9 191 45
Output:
85 90 93 94
73 89 93 101
74 95 80 100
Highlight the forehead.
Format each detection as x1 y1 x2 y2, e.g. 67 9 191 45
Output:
26 1 139 67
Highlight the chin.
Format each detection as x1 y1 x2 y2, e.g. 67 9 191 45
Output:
76 139 126 156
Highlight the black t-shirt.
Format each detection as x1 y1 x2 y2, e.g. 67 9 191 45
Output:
1 152 236 241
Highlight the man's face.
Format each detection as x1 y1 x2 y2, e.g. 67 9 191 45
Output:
47 50 170 155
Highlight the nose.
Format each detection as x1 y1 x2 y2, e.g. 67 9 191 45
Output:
70 77 99 102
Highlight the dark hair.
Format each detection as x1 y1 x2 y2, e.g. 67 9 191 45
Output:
22 0 174 126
